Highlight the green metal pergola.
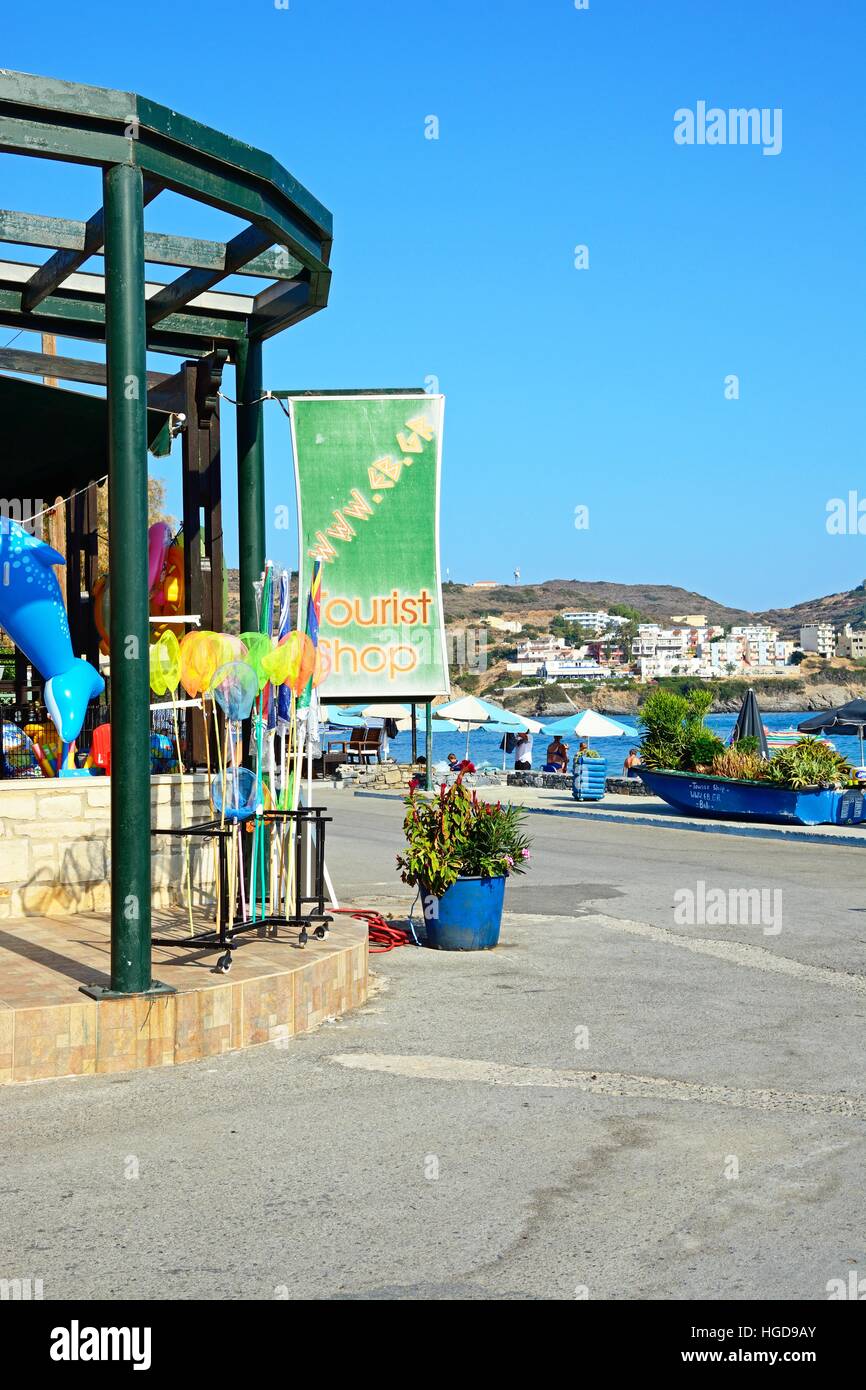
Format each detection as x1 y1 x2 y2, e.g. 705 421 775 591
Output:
0 70 332 995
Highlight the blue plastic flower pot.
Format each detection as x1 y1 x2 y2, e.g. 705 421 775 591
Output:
419 874 506 950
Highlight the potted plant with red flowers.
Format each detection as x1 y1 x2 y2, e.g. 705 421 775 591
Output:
396 775 532 949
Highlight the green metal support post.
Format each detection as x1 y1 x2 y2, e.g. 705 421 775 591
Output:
425 699 433 790
235 336 266 631
100 162 156 995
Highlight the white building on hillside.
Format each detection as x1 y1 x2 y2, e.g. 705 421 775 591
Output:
799 623 836 657
561 610 629 634
508 637 578 677
634 623 793 681
541 658 611 680
516 637 569 660
484 615 523 635
633 625 689 659
637 654 703 680
728 626 794 667
836 623 866 660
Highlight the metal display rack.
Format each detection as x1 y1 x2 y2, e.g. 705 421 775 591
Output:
151 807 332 971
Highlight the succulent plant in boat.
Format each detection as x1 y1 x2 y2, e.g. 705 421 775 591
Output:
764 739 853 791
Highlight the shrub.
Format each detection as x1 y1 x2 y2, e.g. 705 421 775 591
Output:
638 686 727 771
685 730 726 770
733 735 760 756
684 686 714 725
637 688 691 769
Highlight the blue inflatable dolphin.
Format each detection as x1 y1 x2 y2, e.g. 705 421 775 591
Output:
0 519 104 745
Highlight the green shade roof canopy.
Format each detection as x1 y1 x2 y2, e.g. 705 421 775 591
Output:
0 70 333 357
0 373 171 499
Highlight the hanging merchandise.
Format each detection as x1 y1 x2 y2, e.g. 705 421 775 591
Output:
0 518 104 763
211 661 258 723
148 628 194 928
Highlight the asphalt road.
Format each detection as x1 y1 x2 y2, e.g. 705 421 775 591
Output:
2 795 864 1301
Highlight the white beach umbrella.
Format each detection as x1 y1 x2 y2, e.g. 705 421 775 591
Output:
485 714 544 768
435 695 530 758
355 702 413 721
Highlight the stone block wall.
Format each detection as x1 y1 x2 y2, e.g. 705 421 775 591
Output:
507 771 572 791
604 775 655 797
335 763 507 792
0 775 215 920
506 771 654 796
335 762 413 791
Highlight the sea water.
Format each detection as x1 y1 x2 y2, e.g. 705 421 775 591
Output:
383 711 864 772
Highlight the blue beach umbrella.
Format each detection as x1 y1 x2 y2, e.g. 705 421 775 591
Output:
321 707 368 729
544 710 638 741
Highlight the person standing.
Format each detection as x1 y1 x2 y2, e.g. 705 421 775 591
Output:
514 730 533 771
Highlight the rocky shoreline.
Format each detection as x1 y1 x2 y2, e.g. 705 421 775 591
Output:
496 679 866 719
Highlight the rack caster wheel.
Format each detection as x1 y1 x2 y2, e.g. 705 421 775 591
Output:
216 952 233 973
298 928 308 948
314 925 327 939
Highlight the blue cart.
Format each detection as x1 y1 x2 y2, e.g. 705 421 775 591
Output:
572 754 607 802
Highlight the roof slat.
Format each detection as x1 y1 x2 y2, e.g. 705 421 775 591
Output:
0 259 254 316
146 222 273 326
0 285 246 357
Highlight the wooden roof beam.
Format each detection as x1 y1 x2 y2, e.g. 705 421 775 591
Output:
20 178 161 313
0 210 304 280
0 344 170 391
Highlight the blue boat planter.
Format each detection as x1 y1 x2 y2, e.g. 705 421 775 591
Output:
572 755 607 802
637 768 866 827
419 874 506 950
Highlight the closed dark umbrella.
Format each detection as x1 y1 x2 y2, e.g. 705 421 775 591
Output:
798 699 866 767
731 688 770 759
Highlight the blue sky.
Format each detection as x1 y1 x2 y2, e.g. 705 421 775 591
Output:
1 0 864 611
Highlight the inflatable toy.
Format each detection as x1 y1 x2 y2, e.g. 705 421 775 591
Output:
150 731 178 774
150 538 185 637
147 522 173 593
95 525 187 652
1 721 39 777
0 519 104 746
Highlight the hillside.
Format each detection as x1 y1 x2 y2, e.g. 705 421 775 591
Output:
756 586 866 635
224 571 866 638
441 579 752 626
441 578 866 637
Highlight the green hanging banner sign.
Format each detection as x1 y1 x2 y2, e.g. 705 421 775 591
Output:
289 393 450 700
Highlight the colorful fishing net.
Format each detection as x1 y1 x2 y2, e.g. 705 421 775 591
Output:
149 630 181 696
211 660 258 721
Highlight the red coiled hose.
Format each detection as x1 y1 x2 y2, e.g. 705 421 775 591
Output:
331 907 417 952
